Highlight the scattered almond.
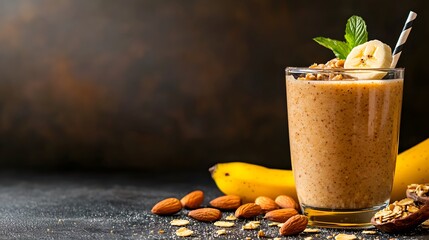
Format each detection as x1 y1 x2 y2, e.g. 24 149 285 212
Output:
255 196 279 212
151 198 182 215
175 227 193 237
170 219 190 226
180 190 204 209
264 208 298 222
335 233 357 240
235 203 262 218
158 229 165 234
279 215 308 236
210 195 241 210
188 208 222 222
275 195 299 210
257 230 265 237
214 221 235 227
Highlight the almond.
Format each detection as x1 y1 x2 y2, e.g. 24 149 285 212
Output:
188 208 222 222
255 196 279 212
264 208 298 222
279 215 308 236
180 190 204 209
275 195 299 210
151 198 182 215
235 203 262 219
210 195 241 210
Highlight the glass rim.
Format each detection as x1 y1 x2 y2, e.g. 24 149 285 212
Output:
286 67 404 73
286 67 404 81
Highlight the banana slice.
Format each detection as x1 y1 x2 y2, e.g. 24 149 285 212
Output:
344 40 392 79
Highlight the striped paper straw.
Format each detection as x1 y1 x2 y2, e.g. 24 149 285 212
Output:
391 11 417 68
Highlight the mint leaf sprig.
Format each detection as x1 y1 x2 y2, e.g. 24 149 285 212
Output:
314 16 368 60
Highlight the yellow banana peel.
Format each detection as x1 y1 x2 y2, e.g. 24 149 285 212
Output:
210 138 429 203
209 162 296 203
391 138 429 201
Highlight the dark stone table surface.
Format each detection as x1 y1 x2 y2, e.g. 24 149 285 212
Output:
0 170 428 240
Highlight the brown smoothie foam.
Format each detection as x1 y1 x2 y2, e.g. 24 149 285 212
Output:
286 76 403 209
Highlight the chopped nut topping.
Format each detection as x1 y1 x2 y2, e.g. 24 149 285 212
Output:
297 59 356 80
331 74 344 80
335 59 345 68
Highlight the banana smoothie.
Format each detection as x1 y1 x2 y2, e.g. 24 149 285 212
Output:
286 75 403 209
286 15 407 227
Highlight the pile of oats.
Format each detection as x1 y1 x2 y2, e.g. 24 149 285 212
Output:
373 198 421 224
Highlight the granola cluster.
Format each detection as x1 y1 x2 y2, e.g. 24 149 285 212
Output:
297 58 355 81
309 58 345 69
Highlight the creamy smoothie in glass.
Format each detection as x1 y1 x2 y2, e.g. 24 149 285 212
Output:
284 14 408 228
283 14 412 227
286 67 403 228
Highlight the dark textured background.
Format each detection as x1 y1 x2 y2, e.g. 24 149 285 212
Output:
0 0 427 172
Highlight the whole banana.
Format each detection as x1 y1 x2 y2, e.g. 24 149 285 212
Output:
209 162 296 203
391 138 429 201
210 138 429 203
